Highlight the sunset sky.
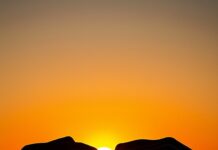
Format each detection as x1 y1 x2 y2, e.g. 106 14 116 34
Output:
0 1 218 149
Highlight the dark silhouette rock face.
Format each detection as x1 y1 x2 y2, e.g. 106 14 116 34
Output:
22 136 97 150
115 137 191 150
22 136 191 150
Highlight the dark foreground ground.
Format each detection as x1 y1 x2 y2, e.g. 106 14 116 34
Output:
22 136 191 150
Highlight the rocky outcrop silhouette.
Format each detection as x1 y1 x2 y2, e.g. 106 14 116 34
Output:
22 136 97 150
22 136 191 150
115 137 191 150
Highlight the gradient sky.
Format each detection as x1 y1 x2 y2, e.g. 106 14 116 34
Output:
0 0 218 149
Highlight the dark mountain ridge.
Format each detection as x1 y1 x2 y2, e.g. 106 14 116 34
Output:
22 136 191 150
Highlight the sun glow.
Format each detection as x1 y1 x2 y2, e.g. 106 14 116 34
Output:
98 147 112 150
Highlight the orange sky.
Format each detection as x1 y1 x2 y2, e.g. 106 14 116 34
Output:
0 1 218 149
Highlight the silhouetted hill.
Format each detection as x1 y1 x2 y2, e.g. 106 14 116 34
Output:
22 136 97 150
115 137 191 150
22 136 191 150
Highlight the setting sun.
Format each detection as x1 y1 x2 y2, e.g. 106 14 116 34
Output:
98 147 112 150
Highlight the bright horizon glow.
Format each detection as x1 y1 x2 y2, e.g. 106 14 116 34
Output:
98 147 112 150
